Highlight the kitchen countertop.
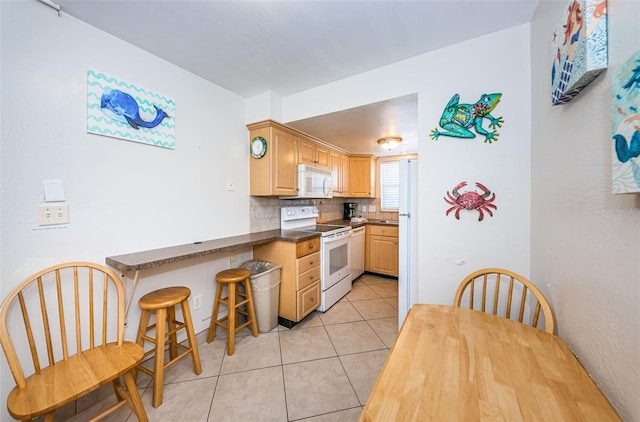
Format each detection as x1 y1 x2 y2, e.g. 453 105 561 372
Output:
325 218 398 228
106 229 320 272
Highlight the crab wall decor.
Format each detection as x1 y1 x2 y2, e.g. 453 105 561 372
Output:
430 93 504 143
444 181 497 221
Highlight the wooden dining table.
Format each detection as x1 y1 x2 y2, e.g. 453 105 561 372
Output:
360 304 620 421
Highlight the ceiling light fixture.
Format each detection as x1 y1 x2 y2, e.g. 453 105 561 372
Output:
377 136 402 151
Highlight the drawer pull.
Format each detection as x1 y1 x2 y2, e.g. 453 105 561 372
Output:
310 297 315 302
309 275 314 280
309 261 314 265
309 244 315 249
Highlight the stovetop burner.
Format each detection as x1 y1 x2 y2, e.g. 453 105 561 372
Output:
300 224 347 233
280 206 350 236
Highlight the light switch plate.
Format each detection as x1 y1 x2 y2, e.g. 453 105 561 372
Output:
38 203 69 225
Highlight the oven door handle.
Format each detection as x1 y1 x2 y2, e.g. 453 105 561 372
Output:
323 232 351 244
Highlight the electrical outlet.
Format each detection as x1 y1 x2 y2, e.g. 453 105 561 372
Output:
192 295 202 310
369 205 376 212
230 250 237 263
38 203 69 225
226 178 235 191
361 204 367 212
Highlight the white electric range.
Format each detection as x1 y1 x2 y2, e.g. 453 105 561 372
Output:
281 206 352 311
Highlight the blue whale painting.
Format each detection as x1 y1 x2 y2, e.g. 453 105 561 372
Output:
100 88 168 130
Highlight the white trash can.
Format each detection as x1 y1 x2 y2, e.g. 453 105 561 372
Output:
240 260 282 333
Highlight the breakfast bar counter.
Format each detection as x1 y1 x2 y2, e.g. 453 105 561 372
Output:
106 229 320 317
106 229 319 272
360 304 620 421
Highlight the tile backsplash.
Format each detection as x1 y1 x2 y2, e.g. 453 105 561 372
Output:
250 196 398 232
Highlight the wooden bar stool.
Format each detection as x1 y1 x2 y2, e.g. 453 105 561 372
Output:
136 286 202 408
207 268 258 355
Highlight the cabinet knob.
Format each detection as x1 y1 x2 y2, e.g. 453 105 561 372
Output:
310 297 315 302
310 261 314 265
309 244 315 249
309 275 314 280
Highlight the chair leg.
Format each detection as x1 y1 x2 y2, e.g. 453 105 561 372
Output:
123 370 149 422
207 282 224 343
180 299 202 375
112 377 125 401
243 279 259 337
152 308 167 408
227 282 236 355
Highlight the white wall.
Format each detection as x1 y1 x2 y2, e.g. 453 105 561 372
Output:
0 3 250 417
283 24 532 306
531 1 640 419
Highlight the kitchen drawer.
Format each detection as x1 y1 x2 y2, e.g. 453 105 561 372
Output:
297 266 320 290
368 225 398 237
297 280 321 320
296 238 320 258
297 251 320 274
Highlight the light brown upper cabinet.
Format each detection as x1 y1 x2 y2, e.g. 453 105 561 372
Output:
330 150 350 197
248 120 298 196
299 137 330 170
349 154 378 198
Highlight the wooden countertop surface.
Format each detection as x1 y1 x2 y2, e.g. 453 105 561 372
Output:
360 304 619 422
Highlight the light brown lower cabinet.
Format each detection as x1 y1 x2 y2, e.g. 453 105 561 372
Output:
253 237 321 327
365 225 399 277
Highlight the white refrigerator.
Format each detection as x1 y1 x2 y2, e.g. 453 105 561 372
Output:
398 158 418 326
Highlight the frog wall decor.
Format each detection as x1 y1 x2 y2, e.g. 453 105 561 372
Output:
430 93 504 143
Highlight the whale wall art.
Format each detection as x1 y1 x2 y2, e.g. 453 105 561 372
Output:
87 69 175 149
611 50 640 194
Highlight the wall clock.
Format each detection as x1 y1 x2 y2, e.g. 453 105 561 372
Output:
250 136 267 159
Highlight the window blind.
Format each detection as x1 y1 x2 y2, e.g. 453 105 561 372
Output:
380 161 400 211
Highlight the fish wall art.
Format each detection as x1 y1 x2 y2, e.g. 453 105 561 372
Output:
550 0 608 105
611 50 640 194
87 69 175 149
444 181 497 221
429 93 504 144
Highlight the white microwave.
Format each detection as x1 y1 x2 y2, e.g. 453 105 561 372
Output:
281 164 333 199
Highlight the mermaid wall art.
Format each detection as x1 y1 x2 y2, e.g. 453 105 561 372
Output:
612 50 640 194
87 69 175 149
550 0 607 105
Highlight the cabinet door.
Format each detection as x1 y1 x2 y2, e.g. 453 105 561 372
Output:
272 129 298 195
299 137 316 166
330 150 342 197
297 281 321 320
349 156 375 197
315 145 330 169
340 154 350 196
369 235 399 277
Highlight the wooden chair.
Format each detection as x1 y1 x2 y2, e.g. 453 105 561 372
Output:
453 268 555 334
0 262 148 421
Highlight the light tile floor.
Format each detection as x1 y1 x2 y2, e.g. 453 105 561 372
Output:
70 274 398 422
